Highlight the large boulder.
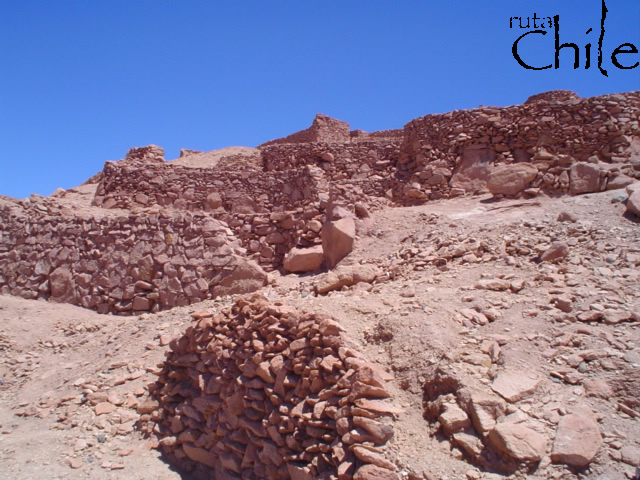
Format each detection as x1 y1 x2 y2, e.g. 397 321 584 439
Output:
322 217 356 269
487 163 538 196
449 145 496 194
570 163 603 195
283 246 324 273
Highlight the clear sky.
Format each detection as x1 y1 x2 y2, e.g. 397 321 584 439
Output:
1 0 638 199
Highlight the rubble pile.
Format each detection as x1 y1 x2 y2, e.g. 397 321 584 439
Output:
142 295 400 480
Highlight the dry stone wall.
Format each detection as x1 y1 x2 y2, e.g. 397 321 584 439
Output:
398 91 640 202
0 206 269 315
2 90 639 316
142 294 400 480
259 114 351 147
93 161 327 214
92 162 331 270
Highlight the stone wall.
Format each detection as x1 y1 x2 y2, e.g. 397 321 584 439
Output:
259 114 351 147
142 294 400 480
260 141 401 184
93 162 327 214
0 206 269 315
397 91 640 202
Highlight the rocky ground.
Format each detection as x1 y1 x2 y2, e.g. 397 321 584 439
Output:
1 188 639 480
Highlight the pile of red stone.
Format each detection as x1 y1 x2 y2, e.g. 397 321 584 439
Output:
141 294 401 480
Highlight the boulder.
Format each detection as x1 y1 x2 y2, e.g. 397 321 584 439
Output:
626 183 640 217
606 173 635 190
488 423 547 462
487 163 538 196
469 392 506 437
450 145 496 194
212 259 269 297
551 411 602 467
570 163 602 195
315 264 381 294
283 246 324 273
49 266 76 303
206 192 223 210
322 217 356 269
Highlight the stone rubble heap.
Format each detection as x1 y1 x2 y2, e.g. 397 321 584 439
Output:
141 294 401 480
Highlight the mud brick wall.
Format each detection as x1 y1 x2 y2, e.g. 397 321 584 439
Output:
93 162 327 213
397 91 640 202
143 295 400 480
260 141 402 183
0 208 268 315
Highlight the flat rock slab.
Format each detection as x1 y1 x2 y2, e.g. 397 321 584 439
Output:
488 423 547 462
491 371 541 402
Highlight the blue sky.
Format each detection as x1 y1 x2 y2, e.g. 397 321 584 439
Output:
1 0 638 198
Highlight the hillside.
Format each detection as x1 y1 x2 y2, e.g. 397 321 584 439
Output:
1 90 640 480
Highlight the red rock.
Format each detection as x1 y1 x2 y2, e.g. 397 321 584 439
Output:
626 184 640 216
283 246 324 273
488 423 547 462
352 446 396 470
286 462 315 480
551 412 602 467
49 267 75 303
354 399 404 416
322 217 356 269
541 242 569 262
211 259 268 297
491 371 541 402
570 162 602 195
487 163 538 196
583 378 614 399
353 464 400 480
353 416 394 444
94 402 116 415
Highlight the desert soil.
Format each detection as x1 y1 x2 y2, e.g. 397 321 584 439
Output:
1 188 639 480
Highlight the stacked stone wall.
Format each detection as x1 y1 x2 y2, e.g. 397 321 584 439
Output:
0 207 268 315
261 141 401 182
397 91 640 202
143 295 399 480
93 162 327 214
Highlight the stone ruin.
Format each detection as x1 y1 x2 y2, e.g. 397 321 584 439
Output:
1 89 640 479
1 90 639 316
140 294 399 480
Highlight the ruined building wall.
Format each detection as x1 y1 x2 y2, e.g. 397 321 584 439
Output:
396 91 640 202
93 162 327 214
143 295 400 480
0 207 268 315
259 114 351 147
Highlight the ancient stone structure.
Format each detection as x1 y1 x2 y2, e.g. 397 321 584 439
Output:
141 294 399 480
1 90 639 315
0 207 268 314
